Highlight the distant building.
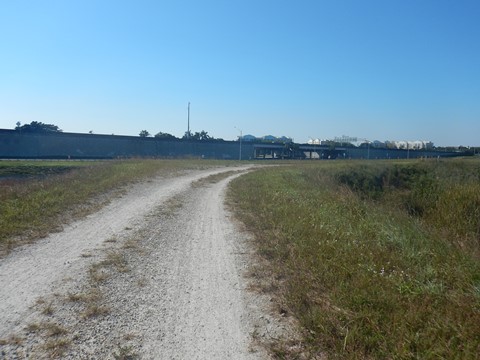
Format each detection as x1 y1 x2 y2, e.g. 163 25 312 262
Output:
386 140 434 150
307 138 322 145
277 136 293 143
240 134 293 143
240 134 257 142
372 140 386 148
263 135 277 142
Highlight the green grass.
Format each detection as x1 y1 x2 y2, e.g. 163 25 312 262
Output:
0 160 92 177
229 158 480 359
0 159 235 255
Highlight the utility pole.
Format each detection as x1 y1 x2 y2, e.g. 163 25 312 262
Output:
187 102 190 139
239 129 242 161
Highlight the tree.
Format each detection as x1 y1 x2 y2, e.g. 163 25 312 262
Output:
155 132 178 140
182 130 214 141
15 121 62 133
182 130 193 140
139 130 150 137
198 130 211 141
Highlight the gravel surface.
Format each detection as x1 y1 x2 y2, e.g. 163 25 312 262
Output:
0 166 287 359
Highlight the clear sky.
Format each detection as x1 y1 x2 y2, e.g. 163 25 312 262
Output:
1 0 479 146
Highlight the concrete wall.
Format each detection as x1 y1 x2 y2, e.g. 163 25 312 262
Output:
337 147 459 159
0 130 252 160
0 129 463 160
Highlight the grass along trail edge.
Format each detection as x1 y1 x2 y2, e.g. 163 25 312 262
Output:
228 159 480 359
0 159 239 256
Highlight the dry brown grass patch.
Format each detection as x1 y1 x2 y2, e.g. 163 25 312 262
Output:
0 334 24 346
82 304 110 318
43 322 68 337
89 266 109 283
25 322 41 333
41 302 55 316
43 337 71 357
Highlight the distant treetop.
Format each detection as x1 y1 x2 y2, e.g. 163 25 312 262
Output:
155 132 178 140
182 130 213 141
15 121 62 133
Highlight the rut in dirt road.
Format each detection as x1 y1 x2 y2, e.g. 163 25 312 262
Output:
128 172 264 359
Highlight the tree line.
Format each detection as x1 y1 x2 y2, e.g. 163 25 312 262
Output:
15 121 62 133
141 129 223 141
14 121 224 141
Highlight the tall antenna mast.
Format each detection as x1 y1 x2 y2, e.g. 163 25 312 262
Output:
187 102 190 139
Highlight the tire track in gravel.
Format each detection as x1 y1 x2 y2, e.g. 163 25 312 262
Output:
0 166 253 341
131 171 264 359
59 169 267 359
0 165 284 360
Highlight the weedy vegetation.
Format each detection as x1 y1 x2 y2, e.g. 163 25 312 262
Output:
229 158 480 359
25 322 42 333
82 303 111 318
0 334 23 346
0 159 233 255
41 302 55 316
43 322 68 337
113 344 139 360
43 336 71 357
191 169 244 187
157 194 185 218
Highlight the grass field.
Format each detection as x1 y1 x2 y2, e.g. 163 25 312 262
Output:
229 158 480 359
2 158 479 358
0 159 234 255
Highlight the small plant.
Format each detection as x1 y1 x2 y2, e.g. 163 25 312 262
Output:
25 322 41 333
82 304 110 318
122 238 139 250
89 266 109 283
158 195 184 217
103 251 129 272
44 337 71 357
35 296 46 305
113 345 138 360
0 334 23 346
137 277 148 287
41 302 54 316
66 292 90 302
191 170 242 187
123 333 136 341
43 322 67 337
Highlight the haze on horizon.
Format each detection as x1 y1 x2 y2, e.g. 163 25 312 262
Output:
0 1 479 147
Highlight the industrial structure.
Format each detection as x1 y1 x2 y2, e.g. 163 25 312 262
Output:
0 129 465 160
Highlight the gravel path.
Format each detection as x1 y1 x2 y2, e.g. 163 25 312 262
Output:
0 166 277 359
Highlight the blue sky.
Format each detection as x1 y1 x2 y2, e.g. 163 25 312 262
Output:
1 0 479 146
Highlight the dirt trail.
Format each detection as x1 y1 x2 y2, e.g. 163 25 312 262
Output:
0 166 277 359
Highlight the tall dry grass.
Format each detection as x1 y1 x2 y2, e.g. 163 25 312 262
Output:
229 158 480 359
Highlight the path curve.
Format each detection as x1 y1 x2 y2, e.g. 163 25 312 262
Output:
0 165 270 359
